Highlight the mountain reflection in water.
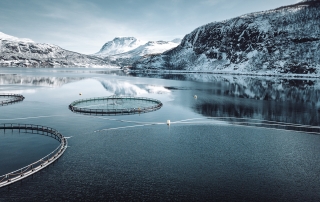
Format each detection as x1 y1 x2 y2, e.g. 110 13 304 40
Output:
129 73 320 126
1 69 320 201
0 74 84 87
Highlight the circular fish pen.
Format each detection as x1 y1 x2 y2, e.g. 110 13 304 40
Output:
0 94 25 106
69 95 163 115
0 123 68 188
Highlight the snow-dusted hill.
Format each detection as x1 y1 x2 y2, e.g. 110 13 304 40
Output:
171 38 182 44
0 32 113 68
133 0 320 75
112 41 179 59
94 37 146 57
0 32 34 43
93 37 181 67
106 41 179 67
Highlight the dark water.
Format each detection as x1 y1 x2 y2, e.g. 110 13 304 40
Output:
0 68 320 201
0 131 59 175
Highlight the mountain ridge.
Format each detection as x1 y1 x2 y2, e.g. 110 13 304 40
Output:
133 1 320 74
94 37 146 57
98 38 180 67
0 32 113 68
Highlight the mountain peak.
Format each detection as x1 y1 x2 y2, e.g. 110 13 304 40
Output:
111 40 179 59
0 31 34 43
113 36 136 41
171 38 182 44
95 37 146 56
275 0 320 10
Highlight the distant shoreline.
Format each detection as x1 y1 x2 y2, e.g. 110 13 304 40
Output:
128 69 320 78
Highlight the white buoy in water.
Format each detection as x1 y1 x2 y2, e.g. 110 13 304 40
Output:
167 120 171 126
194 95 197 99
79 93 82 95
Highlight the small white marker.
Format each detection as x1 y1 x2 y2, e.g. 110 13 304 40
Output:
194 95 197 99
167 120 171 126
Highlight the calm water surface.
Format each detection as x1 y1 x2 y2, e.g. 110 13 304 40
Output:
0 67 320 201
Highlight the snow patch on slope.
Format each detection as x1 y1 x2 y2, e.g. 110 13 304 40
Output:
0 32 34 43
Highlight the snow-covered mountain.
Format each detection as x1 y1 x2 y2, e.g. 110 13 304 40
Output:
113 41 179 58
0 32 34 43
133 0 320 75
0 32 113 68
94 37 146 57
106 40 179 67
171 38 182 44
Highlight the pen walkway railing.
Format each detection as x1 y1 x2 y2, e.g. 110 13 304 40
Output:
0 123 68 188
69 96 163 115
0 94 25 106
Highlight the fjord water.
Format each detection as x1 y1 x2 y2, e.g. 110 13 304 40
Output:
1 68 320 201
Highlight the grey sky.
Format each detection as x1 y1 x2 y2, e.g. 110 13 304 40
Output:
0 0 298 54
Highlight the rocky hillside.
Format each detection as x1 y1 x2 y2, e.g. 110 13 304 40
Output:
0 32 112 68
133 0 320 75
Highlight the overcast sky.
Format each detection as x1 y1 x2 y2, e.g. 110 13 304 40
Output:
0 0 298 54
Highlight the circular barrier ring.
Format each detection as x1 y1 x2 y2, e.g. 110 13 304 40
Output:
0 123 68 188
69 95 163 116
0 94 25 106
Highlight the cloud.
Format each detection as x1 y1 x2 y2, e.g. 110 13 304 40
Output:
31 0 140 54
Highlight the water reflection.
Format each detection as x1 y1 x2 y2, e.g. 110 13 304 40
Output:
0 74 84 87
130 73 320 103
129 73 320 126
1 69 320 201
187 75 320 126
99 79 171 96
194 99 320 125
1 70 319 127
